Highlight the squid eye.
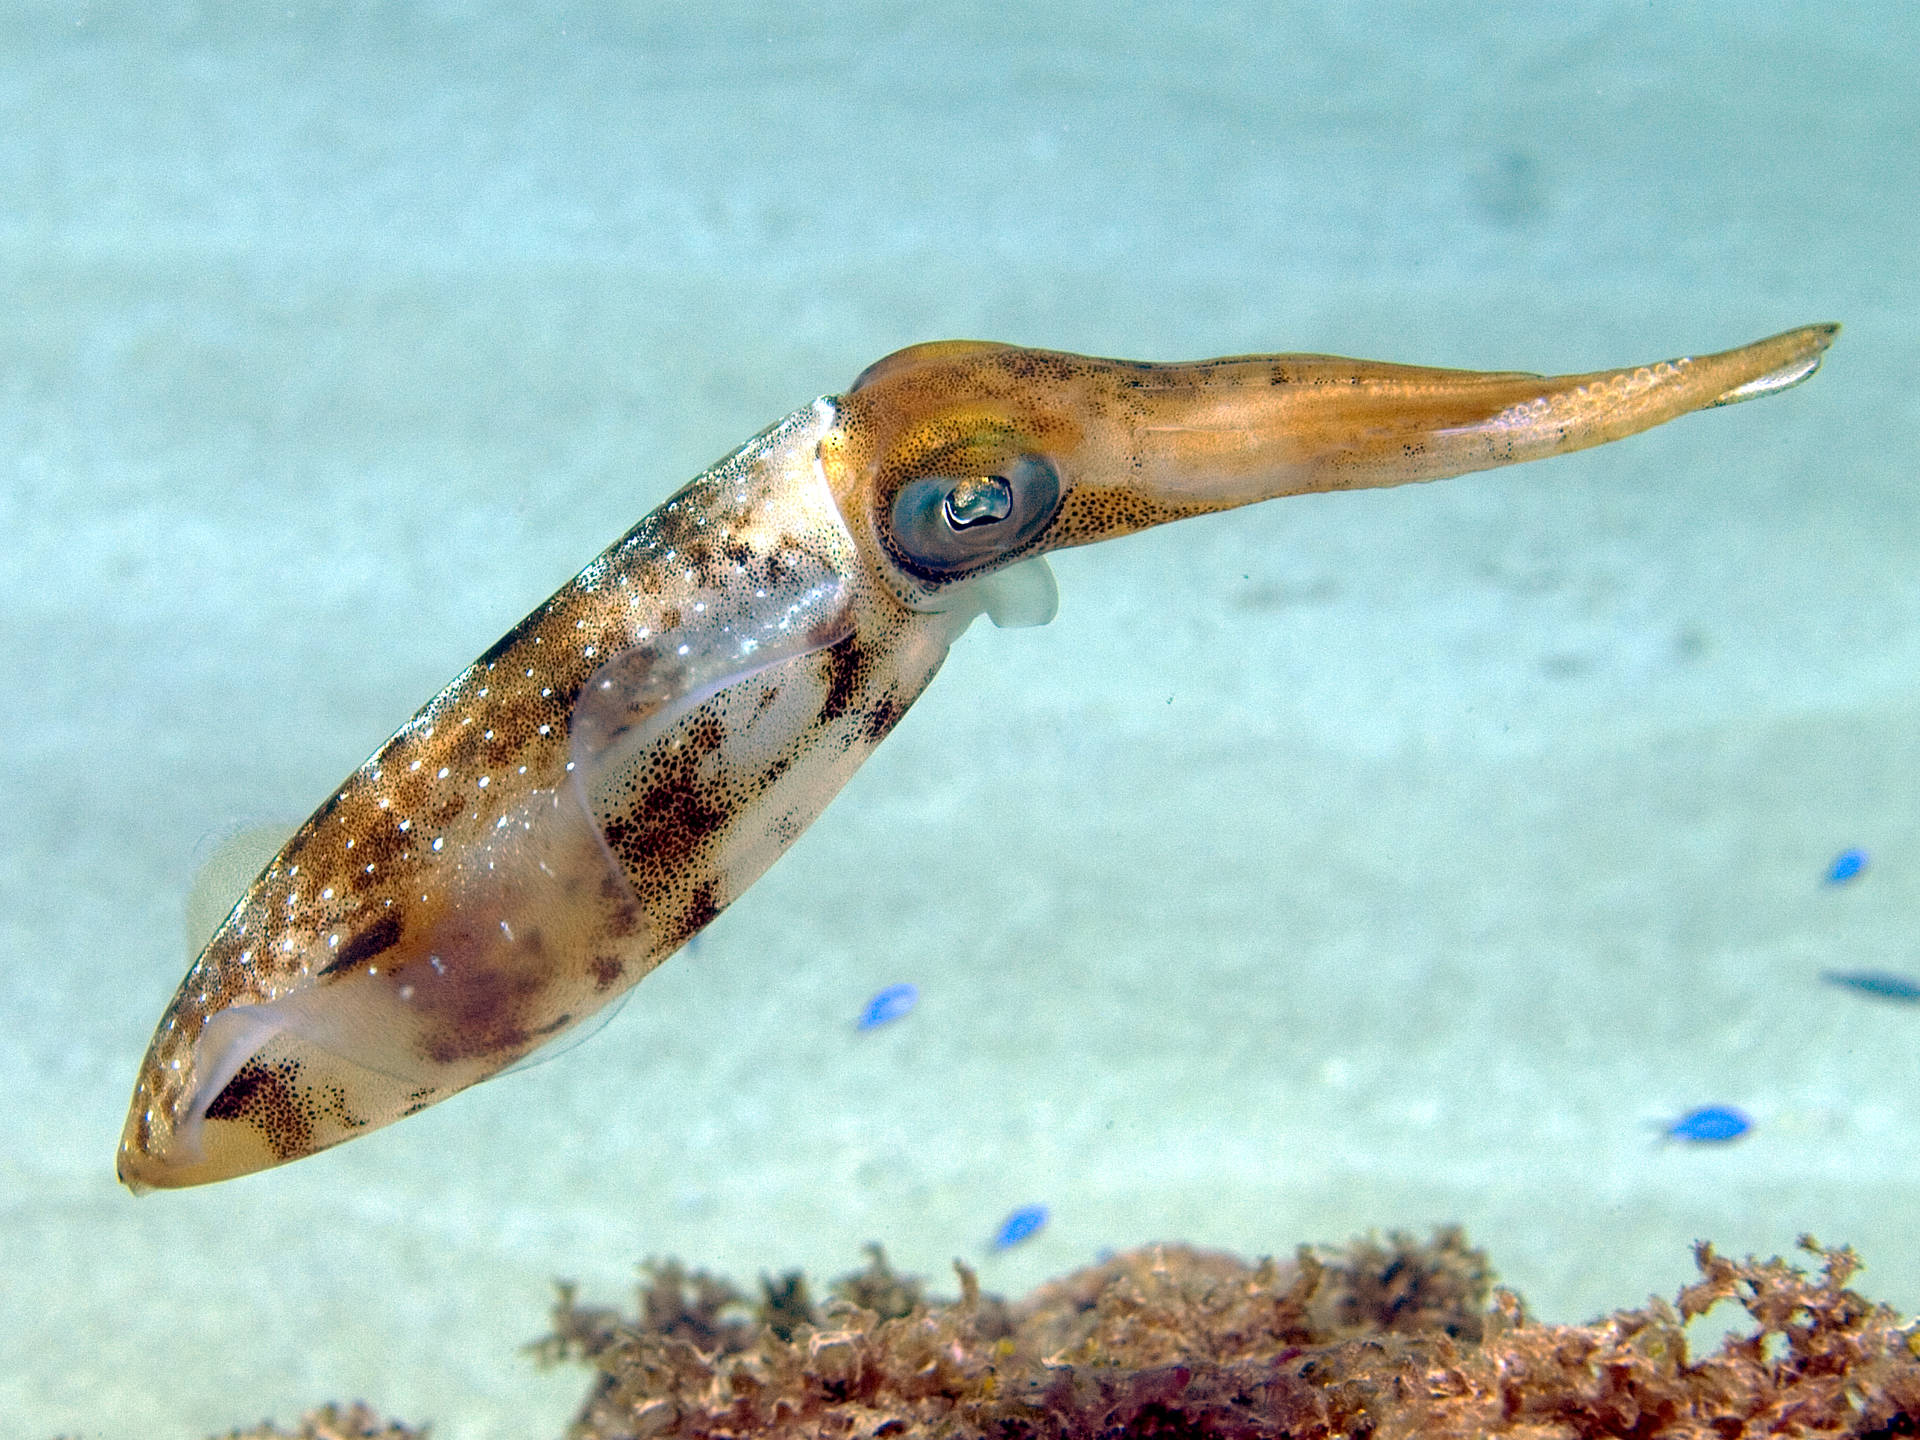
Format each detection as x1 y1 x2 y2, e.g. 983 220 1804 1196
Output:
888 454 1060 579
943 475 1012 528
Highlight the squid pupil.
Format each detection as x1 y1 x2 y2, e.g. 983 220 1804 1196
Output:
943 475 1013 530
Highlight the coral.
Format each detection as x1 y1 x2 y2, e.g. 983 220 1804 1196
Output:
528 1232 1920 1440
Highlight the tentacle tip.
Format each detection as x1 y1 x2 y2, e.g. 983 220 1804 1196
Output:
1709 322 1841 407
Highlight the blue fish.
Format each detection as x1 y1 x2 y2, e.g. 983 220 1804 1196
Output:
1824 848 1868 884
1822 968 1920 1004
1663 1105 1751 1144
856 982 918 1030
990 1204 1048 1251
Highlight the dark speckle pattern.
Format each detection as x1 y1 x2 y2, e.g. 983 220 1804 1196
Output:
204 1057 313 1160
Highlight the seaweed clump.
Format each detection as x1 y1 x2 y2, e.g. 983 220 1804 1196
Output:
213 1401 424 1440
529 1231 1920 1440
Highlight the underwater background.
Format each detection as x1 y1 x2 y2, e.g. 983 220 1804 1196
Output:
2 3 1915 1435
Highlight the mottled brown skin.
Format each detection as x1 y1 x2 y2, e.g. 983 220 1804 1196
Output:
120 324 1835 1189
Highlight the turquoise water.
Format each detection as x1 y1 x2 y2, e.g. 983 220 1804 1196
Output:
3 6 1914 1435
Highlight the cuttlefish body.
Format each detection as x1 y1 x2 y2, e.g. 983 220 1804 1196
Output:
119 323 1836 1190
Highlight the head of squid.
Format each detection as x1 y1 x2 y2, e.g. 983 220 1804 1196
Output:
829 324 1835 626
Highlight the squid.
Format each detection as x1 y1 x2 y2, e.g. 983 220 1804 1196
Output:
119 322 1836 1190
